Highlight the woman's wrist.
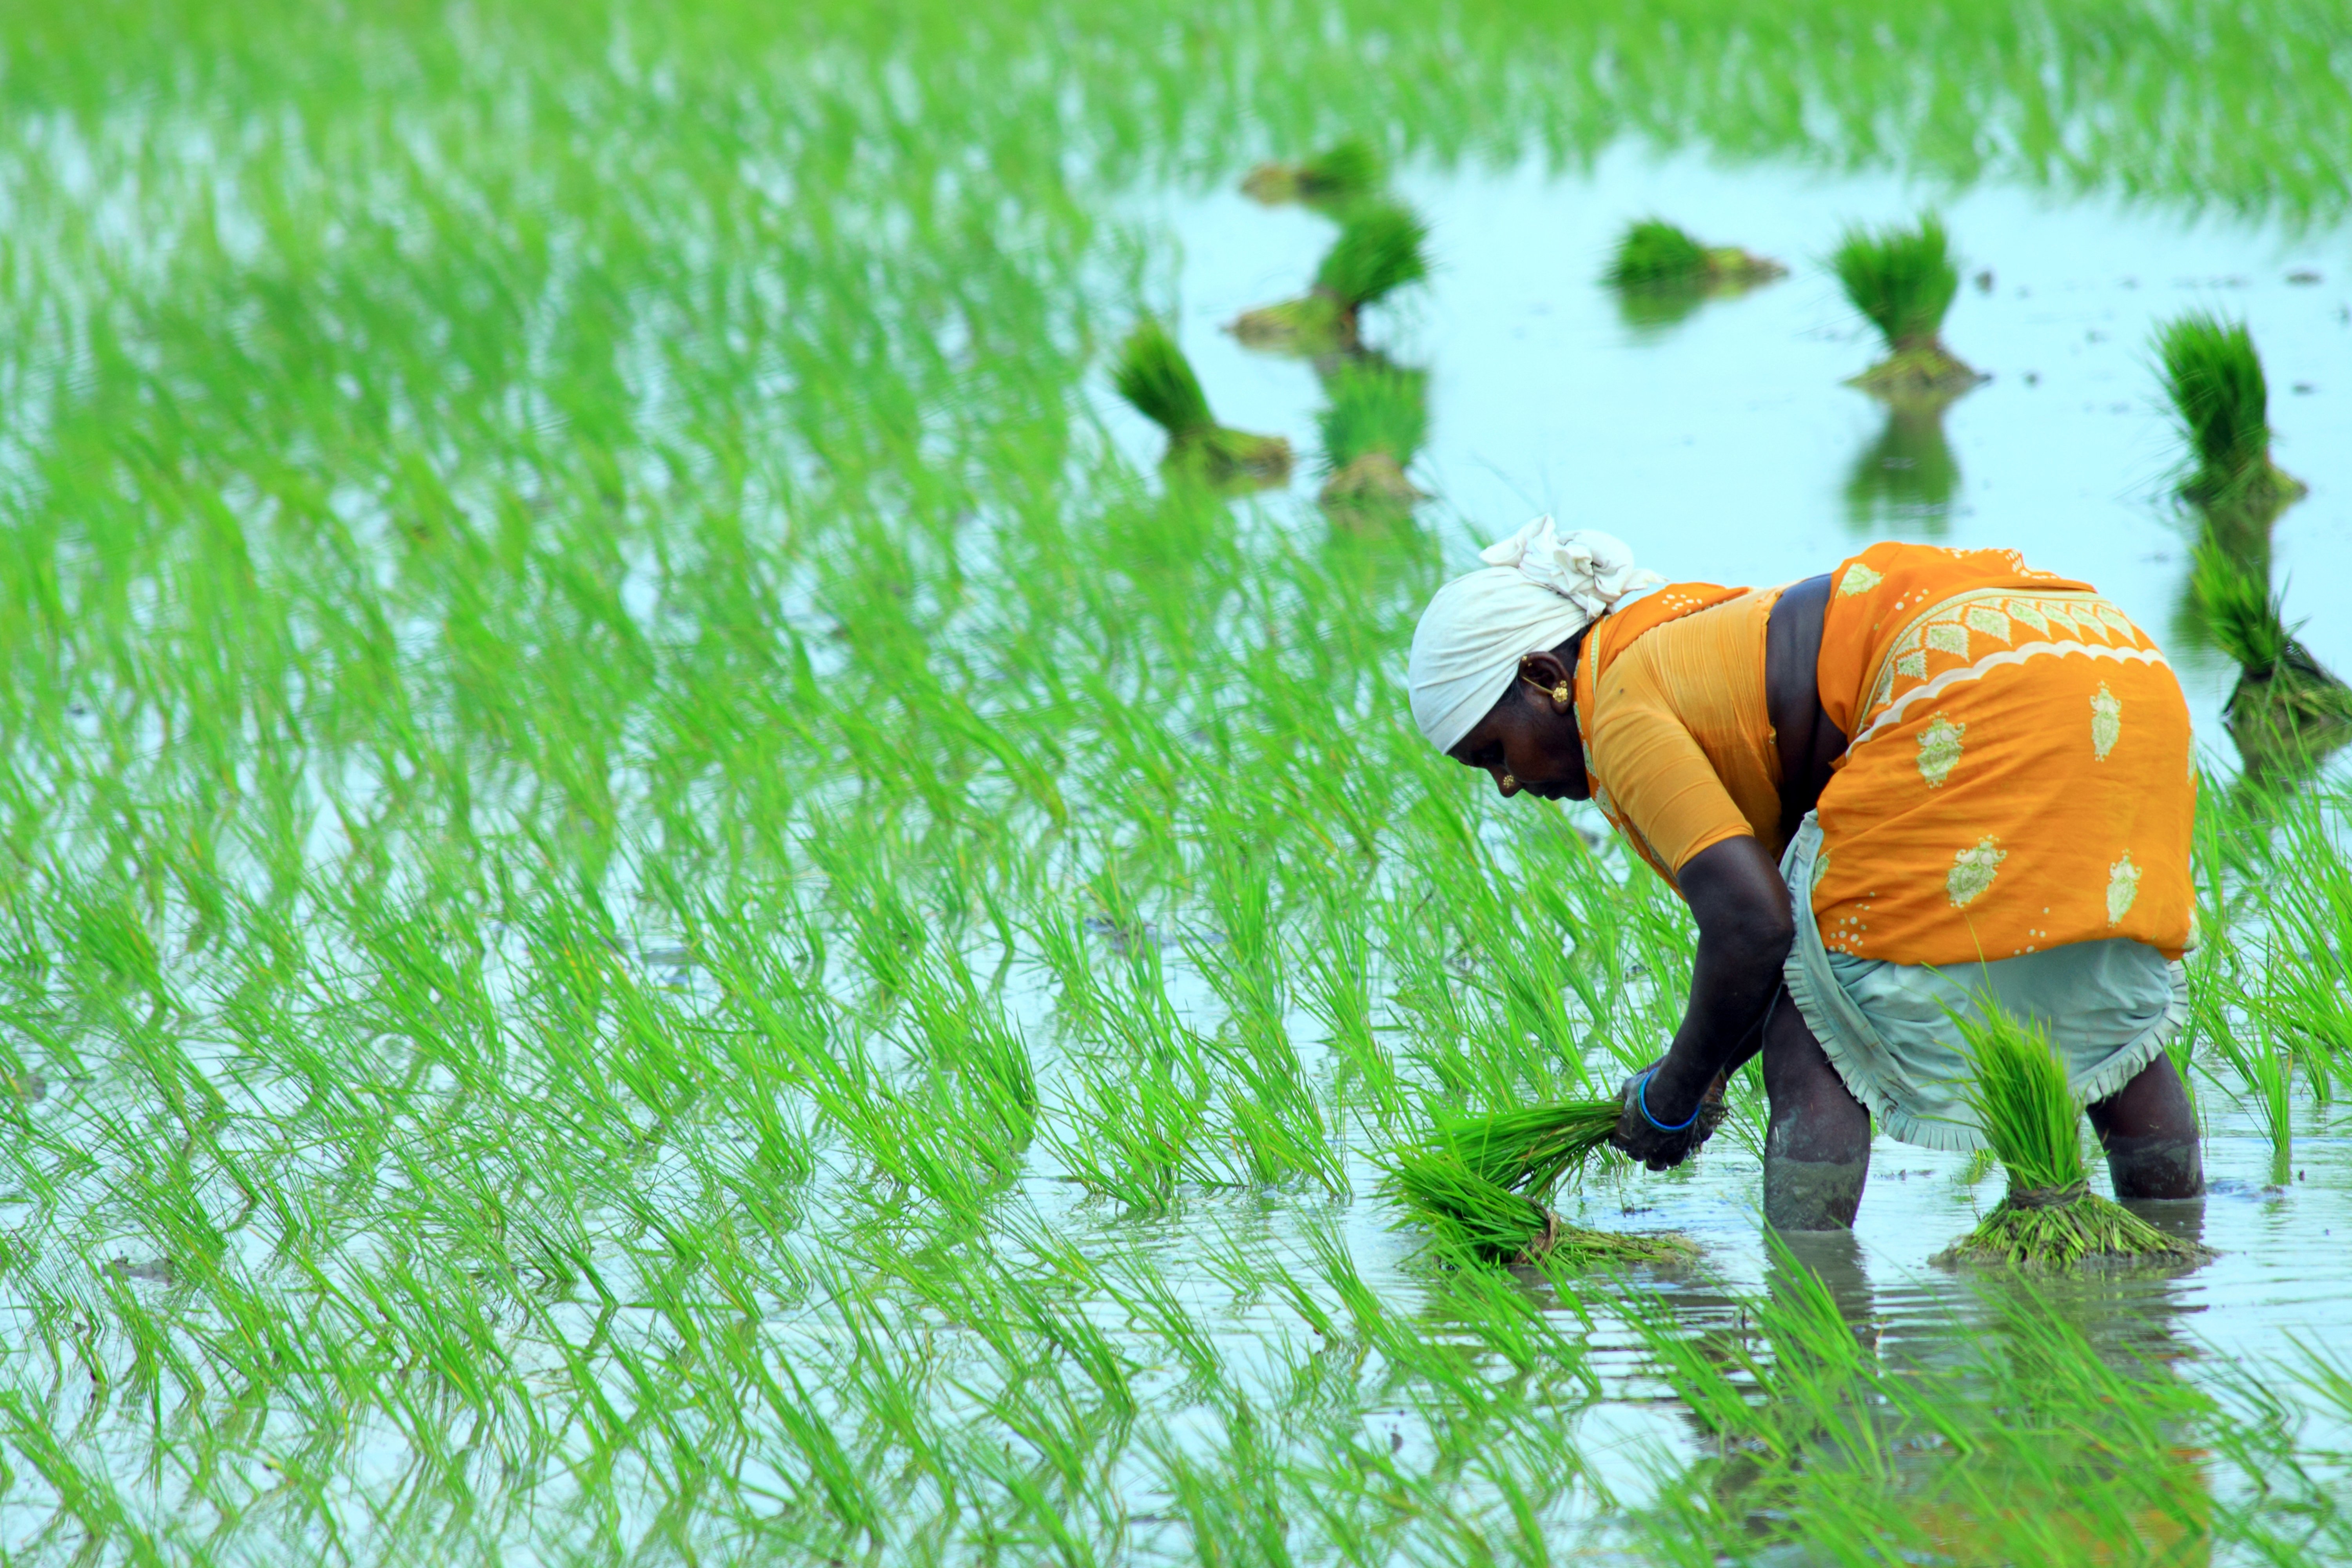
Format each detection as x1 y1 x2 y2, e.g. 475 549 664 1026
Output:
1641 1058 1708 1126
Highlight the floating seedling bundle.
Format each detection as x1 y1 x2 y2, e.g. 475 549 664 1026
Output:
1316 357 1429 514
1388 1101 1695 1268
2193 542 2352 770
1936 1011 2209 1273
1111 320 1292 486
1606 218 1786 290
1232 201 1429 354
1240 139 1383 209
2157 312 2308 511
1831 214 1984 402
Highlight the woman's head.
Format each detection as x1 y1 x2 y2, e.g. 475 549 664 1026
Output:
1407 518 1659 797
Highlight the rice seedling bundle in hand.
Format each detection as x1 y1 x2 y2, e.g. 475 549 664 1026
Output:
1316 358 1429 513
1241 139 1383 209
1387 1100 1695 1269
1936 1010 2209 1273
1112 320 1292 486
2157 312 2308 510
1831 214 1984 402
1231 202 1428 354
1606 218 1787 290
2192 542 2352 770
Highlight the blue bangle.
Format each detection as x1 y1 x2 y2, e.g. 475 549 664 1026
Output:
1637 1069 1701 1134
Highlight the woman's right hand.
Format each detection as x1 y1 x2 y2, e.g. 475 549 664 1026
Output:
1611 1060 1730 1172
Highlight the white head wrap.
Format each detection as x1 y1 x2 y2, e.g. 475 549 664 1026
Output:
1407 517 1663 753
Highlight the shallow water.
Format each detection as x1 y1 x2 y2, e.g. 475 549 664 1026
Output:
1126 142 2352 746
1088 141 2352 1537
6 16 2351 1553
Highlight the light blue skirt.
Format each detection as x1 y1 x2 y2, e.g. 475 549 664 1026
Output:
1779 814 2188 1152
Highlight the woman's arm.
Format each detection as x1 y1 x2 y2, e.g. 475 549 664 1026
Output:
1615 835 1793 1158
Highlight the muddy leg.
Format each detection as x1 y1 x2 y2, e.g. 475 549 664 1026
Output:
2086 1053 2203 1200
1762 992 1872 1230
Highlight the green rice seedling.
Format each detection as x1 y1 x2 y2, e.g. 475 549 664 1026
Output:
2157 312 2307 508
1937 1008 2209 1272
1231 201 1430 354
1605 217 1787 289
1241 138 1385 208
1316 356 1430 515
1432 1099 1622 1196
1110 319 1292 486
1385 1143 1693 1269
2192 540 2352 771
1830 214 1985 401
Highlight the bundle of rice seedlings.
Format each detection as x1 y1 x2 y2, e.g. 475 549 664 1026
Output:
2194 542 2352 768
2157 312 2308 508
1231 202 1428 353
1935 1010 2209 1272
1605 218 1787 290
1387 1100 1695 1269
1111 320 1292 485
1831 214 1984 401
1316 358 1429 513
1240 139 1383 209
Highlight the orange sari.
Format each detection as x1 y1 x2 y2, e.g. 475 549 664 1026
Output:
1811 543 2194 966
1573 544 2196 969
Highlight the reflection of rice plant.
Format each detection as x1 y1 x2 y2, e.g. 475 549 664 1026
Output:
2193 542 2352 769
1831 214 1983 401
1317 358 1428 511
1387 1100 1694 1268
1232 203 1428 352
1606 218 1786 288
1112 320 1292 485
1939 1009 2207 1271
1843 403 1960 532
2157 312 2307 508
1241 139 1383 208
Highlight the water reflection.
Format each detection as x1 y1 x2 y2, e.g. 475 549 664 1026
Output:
1627 1227 2220 1561
2172 488 2352 779
1843 401 1961 534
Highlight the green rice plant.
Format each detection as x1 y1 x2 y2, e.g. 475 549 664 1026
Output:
2157 312 2307 508
1605 217 1787 289
1232 202 1430 354
1432 1100 1621 1195
1388 1144 1693 1268
1830 214 1984 401
1110 319 1292 486
1938 1009 2209 1272
1385 1103 1692 1269
1241 138 1385 208
2192 540 2352 771
1316 356 1430 514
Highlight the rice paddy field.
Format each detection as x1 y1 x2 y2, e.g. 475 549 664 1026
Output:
7 2 2352 1561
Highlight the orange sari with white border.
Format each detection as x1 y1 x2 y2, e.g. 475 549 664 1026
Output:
1811 543 2195 967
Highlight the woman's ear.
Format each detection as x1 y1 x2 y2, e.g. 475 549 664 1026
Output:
1520 650 1575 714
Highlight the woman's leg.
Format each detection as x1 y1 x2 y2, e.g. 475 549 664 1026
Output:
2086 1053 2203 1199
1761 991 1873 1230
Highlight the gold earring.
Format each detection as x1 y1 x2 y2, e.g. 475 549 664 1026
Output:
1501 772 1517 791
1551 681 1570 704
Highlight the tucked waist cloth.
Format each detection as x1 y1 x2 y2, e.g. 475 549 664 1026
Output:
1780 813 2187 1152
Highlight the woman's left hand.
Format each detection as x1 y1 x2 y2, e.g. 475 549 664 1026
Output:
1612 1061 1729 1171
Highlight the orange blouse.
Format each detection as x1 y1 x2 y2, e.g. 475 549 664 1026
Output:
1578 586 1786 885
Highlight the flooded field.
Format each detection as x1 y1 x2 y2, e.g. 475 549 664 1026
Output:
2 1 2350 1562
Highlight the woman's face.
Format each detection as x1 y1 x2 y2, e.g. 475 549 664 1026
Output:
1445 649 1591 801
